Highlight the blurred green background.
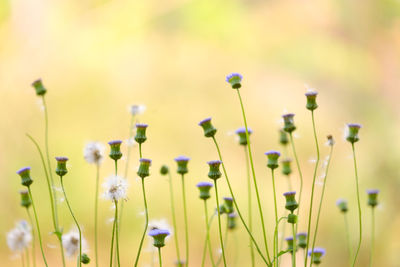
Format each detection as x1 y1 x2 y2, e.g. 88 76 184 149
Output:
1 0 400 266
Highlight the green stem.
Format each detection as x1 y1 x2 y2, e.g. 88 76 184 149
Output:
27 188 48 267
139 143 143 159
94 164 100 267
351 143 362 267
216 219 229 267
289 133 303 236
344 213 353 265
211 136 270 266
114 200 121 267
168 172 182 266
304 111 320 267
244 146 255 267
236 89 272 262
181 174 189 266
26 208 36 267
134 178 149 267
310 146 334 266
214 180 227 267
201 200 216 267
369 208 375 267
271 169 279 267
292 222 296 267
60 178 82 267
25 247 30 267
110 201 117 267
158 248 163 267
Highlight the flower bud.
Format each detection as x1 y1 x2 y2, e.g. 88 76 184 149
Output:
287 213 298 224
160 165 169 175
308 247 326 265
305 90 318 111
196 181 213 200
134 123 148 144
227 213 237 230
198 118 217 138
285 237 295 253
281 158 292 176
108 140 123 161
55 157 68 177
32 79 47 96
174 156 190 175
326 135 335 146
297 232 307 249
148 229 170 248
265 150 281 170
207 160 222 180
235 127 253 146
137 158 151 178
225 73 243 89
223 197 234 214
366 189 379 208
336 198 348 213
346 123 362 144
282 113 296 133
81 253 90 264
20 190 31 208
17 167 33 187
279 129 289 146
283 191 298 212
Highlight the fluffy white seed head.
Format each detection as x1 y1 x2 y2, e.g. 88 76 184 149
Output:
102 175 128 201
7 220 32 251
62 229 88 257
84 142 105 165
130 105 146 116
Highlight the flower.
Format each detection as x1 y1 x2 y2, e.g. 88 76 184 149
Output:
83 142 105 165
130 105 146 116
198 117 217 138
55 156 69 177
305 89 318 111
283 191 298 213
264 150 281 170
32 79 47 96
223 197 234 214
7 220 32 251
174 156 190 175
225 73 243 89
345 123 362 144
102 175 128 201
196 181 213 200
297 232 307 249
135 123 149 144
148 229 170 248
367 189 380 207
16 167 33 187
235 127 253 146
326 135 335 146
108 140 123 161
137 158 152 178
308 247 326 265
282 113 296 133
207 160 222 180
62 229 88 257
19 190 31 208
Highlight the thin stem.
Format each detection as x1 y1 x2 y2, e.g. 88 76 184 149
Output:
134 178 149 267
211 136 270 266
25 247 30 267
216 219 229 267
369 208 375 267
94 164 100 267
244 146 255 267
114 200 121 267
181 174 189 266
271 169 279 267
21 250 25 267
139 143 143 159
351 143 362 267
289 133 303 235
214 180 227 267
168 172 182 266
27 188 48 267
158 248 163 267
110 202 117 267
236 89 272 262
292 222 296 267
201 200 216 267
60 178 82 267
344 213 353 265
310 146 334 266
26 209 36 267
304 111 320 267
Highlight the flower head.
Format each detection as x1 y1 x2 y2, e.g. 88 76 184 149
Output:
207 160 222 180
108 140 123 161
137 158 152 178
32 79 47 96
235 127 253 146
135 123 149 144
281 158 292 176
308 247 326 265
19 190 31 208
279 129 289 145
265 150 281 170
198 117 217 138
62 229 88 257
367 189 380 207
148 229 170 248
175 156 190 175
283 191 298 213
17 167 33 187
297 232 307 249
326 135 335 146
282 113 296 133
130 105 146 116
336 198 348 213
84 142 105 165
223 197 234 214
7 220 32 251
102 175 128 201
226 73 243 89
196 181 213 200
305 89 318 111
227 213 237 230
55 156 69 177
160 165 169 175
346 123 362 144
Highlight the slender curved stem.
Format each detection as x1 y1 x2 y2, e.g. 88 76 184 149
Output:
351 143 362 267
271 169 279 267
310 146 333 266
181 174 189 266
214 180 227 267
158 248 162 267
344 213 353 265
134 178 149 267
60 178 82 267
369 208 375 267
289 133 303 235
211 136 270 266
304 111 320 267
244 146 255 267
114 200 121 267
236 89 272 262
94 164 100 267
27 188 48 267
201 200 216 267
26 209 36 267
292 222 297 267
168 172 182 266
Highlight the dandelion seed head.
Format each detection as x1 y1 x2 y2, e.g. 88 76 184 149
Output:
84 142 105 165
130 105 146 116
102 175 128 201
7 220 32 251
62 229 87 257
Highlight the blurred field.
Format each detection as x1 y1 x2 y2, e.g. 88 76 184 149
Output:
1 0 400 266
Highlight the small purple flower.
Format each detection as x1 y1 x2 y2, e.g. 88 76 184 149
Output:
346 123 362 143
196 181 213 188
148 229 170 248
137 158 152 178
282 113 296 133
336 198 348 213
17 167 31 175
366 189 379 207
108 140 123 161
198 117 212 126
55 156 69 162
207 160 222 180
235 127 253 134
235 127 253 145
17 167 33 187
55 156 69 177
108 140 122 145
226 73 243 89
198 117 217 138
283 191 296 197
174 155 190 162
175 156 190 175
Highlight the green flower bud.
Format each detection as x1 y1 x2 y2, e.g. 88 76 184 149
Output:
265 150 281 170
336 199 348 213
283 191 298 212
279 129 289 145
282 113 296 133
207 160 222 180
81 253 90 264
281 158 292 176
32 79 47 96
367 189 379 208
174 156 190 175
137 158 151 178
55 157 68 177
198 118 217 138
235 127 253 146
287 213 298 224
20 190 31 208
228 213 237 230
160 165 169 175
108 140 123 161
148 229 170 248
196 182 213 200
17 167 33 187
223 197 234 214
134 123 148 144
297 232 307 249
308 248 326 265
346 124 361 144
305 90 318 111
225 73 243 89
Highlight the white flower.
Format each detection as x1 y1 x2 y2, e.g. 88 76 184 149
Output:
83 142 105 165
130 105 146 116
62 229 87 257
7 220 32 251
102 175 128 201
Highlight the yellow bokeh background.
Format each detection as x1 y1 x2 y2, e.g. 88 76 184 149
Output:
1 0 400 266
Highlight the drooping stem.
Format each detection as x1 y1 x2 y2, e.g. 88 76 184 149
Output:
134 178 149 267
304 111 320 267
60 178 82 267
114 200 121 267
158 248 163 267
201 200 216 267
236 89 272 262
289 133 303 235
351 143 362 267
27 188 48 267
181 174 190 266
26 208 36 267
310 146 334 266
292 222 297 267
168 172 182 266
271 169 279 267
94 164 100 267
214 180 227 267
244 146 255 267
369 208 375 267
211 136 270 266
344 213 353 265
